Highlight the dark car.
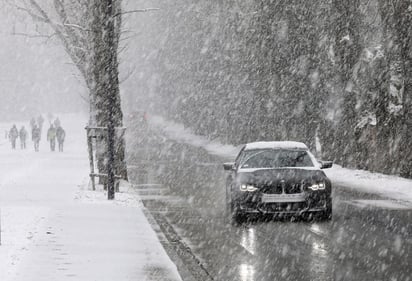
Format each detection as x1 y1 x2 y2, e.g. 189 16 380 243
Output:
223 141 333 223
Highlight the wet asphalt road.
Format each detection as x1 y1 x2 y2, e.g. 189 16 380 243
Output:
126 124 412 281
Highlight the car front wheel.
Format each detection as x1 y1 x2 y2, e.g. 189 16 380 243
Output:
229 201 246 224
225 187 245 224
319 197 332 221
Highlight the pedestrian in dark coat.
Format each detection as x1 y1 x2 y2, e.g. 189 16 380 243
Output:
9 125 18 149
32 125 41 152
19 126 27 149
54 118 61 128
47 124 57 152
56 125 66 152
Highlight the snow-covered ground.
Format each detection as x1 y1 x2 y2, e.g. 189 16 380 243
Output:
0 114 182 281
150 115 412 204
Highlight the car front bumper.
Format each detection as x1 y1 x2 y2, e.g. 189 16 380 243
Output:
233 191 330 215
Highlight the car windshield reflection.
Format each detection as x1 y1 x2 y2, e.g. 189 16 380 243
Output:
240 149 314 169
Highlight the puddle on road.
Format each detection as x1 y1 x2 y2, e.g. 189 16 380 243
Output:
240 228 256 255
239 263 255 281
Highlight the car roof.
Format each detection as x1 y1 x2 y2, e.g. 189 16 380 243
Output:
244 141 308 151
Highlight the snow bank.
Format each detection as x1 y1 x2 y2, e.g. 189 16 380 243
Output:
150 115 241 158
324 165 412 203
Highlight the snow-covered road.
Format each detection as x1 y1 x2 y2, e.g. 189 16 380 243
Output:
0 114 182 281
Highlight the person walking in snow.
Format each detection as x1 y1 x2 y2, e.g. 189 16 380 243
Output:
56 125 66 152
47 124 57 152
19 126 27 149
53 117 61 128
32 124 41 152
9 124 19 149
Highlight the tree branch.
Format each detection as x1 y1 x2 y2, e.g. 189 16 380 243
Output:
11 2 48 22
27 0 87 78
114 8 160 17
63 23 88 31
12 32 57 39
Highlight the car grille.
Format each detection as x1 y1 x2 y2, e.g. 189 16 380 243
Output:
261 184 282 194
259 202 307 213
285 183 302 194
260 183 303 194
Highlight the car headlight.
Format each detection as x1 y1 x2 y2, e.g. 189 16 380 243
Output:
240 184 258 192
308 182 326 191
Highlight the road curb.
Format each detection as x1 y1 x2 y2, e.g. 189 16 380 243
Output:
141 203 214 281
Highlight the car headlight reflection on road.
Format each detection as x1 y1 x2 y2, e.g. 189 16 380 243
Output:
240 184 258 192
308 182 326 191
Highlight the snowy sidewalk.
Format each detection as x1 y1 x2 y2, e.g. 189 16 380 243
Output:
0 114 182 281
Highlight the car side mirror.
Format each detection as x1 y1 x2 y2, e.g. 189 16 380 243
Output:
223 162 235 171
319 160 333 169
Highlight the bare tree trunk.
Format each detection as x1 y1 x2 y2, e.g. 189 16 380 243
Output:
90 0 127 182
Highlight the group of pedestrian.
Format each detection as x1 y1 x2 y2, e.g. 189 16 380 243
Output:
7 115 66 152
7 124 27 150
46 118 65 152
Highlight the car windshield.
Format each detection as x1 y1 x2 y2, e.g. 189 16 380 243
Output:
240 149 314 169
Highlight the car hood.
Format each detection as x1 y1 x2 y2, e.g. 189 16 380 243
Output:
236 168 328 185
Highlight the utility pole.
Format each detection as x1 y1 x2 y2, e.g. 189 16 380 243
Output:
107 105 116 200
